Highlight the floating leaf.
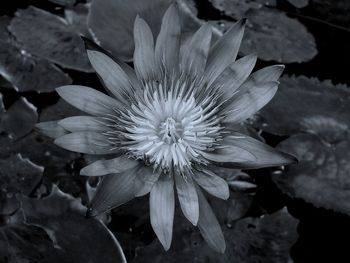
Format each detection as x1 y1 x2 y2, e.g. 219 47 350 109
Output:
274 134 350 216
133 208 298 262
88 0 201 61
208 1 317 63
0 16 72 92
253 76 350 143
9 6 92 72
0 97 38 139
18 185 126 263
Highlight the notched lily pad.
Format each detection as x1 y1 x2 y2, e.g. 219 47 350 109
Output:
18 186 126 263
134 208 298 263
253 76 350 143
0 16 72 92
274 133 350 216
0 154 43 216
9 6 92 72
209 0 317 63
0 97 38 139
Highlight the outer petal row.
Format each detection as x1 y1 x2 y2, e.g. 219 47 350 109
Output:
204 132 297 169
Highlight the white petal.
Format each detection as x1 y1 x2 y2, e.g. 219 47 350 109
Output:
80 157 139 176
193 170 229 200
155 2 181 76
204 19 246 86
174 173 199 225
181 23 212 79
35 121 68 139
133 167 161 197
56 85 119 116
87 168 138 217
197 187 226 253
58 116 108 132
150 173 175 251
87 50 134 104
133 16 156 82
54 131 117 155
225 81 279 123
214 54 257 100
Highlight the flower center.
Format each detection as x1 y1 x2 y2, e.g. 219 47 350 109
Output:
107 79 224 174
159 117 183 144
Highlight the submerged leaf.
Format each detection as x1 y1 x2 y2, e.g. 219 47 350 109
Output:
9 6 92 72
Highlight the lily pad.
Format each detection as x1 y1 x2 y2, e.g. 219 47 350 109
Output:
0 16 72 92
253 76 350 143
9 6 92 72
133 208 298 262
274 133 350 216
208 0 317 63
88 0 201 61
0 97 38 139
18 185 126 263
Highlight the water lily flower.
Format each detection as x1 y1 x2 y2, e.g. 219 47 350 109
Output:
36 3 296 253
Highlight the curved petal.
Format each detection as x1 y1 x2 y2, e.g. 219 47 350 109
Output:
155 2 181 76
87 50 134 104
202 136 257 164
193 169 229 200
133 16 156 82
56 85 119 116
35 121 68 139
174 173 199 225
197 187 226 253
58 116 109 133
54 131 117 155
82 36 142 90
204 19 246 86
249 64 285 83
181 23 212 79
87 167 139 217
208 132 298 169
150 173 175 251
225 81 279 123
80 157 139 176
214 54 257 100
133 167 161 197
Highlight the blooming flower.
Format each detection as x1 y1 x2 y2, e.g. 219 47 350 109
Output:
37 3 296 252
